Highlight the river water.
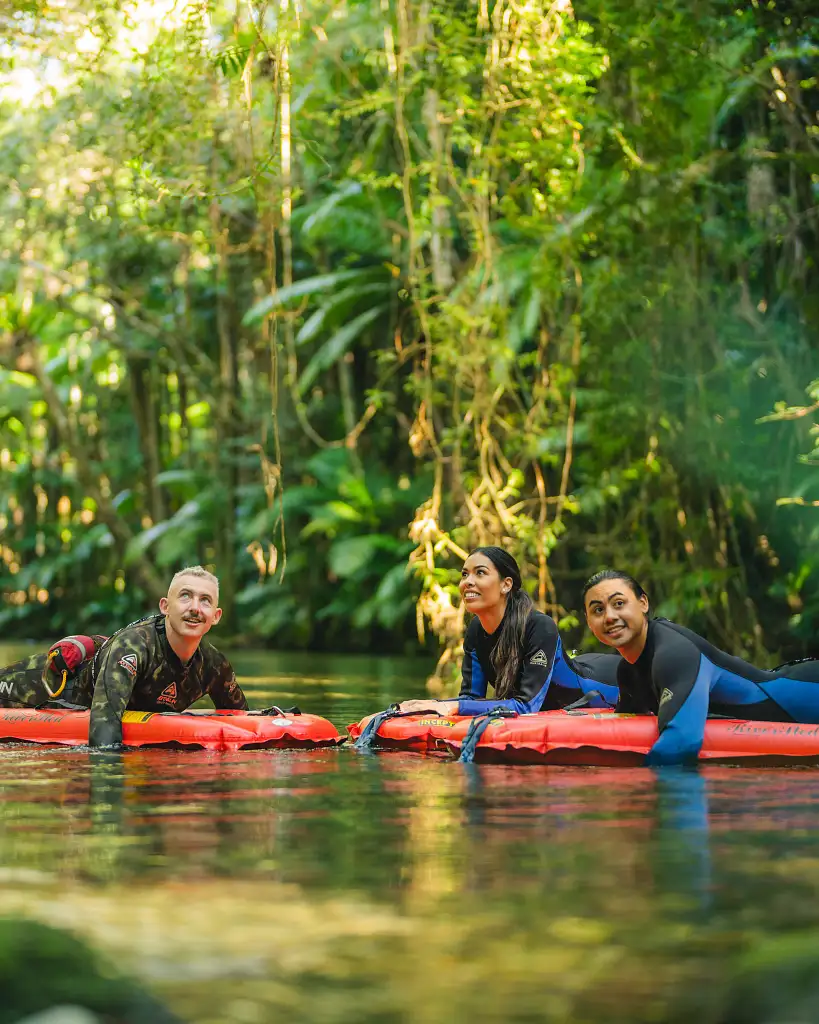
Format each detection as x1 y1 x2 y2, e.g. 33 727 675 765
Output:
2 642 819 1022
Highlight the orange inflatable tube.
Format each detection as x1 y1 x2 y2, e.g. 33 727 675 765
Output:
349 709 819 765
347 714 469 752
0 707 344 751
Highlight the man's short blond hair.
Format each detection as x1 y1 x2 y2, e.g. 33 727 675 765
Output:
169 566 220 599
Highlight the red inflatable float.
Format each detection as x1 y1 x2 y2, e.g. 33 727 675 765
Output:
348 713 463 752
0 707 343 751
349 709 819 765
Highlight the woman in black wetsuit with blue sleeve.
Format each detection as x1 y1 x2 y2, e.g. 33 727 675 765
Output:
583 569 819 765
396 547 620 718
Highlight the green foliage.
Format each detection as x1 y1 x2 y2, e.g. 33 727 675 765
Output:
0 917 180 1023
0 0 817 662
235 449 422 647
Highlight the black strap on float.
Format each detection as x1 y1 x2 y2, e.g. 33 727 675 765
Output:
0 690 79 710
36 698 88 712
173 705 303 717
353 704 402 751
457 708 518 764
563 689 616 714
353 704 449 751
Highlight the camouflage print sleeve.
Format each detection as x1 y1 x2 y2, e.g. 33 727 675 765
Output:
207 653 248 711
88 634 145 747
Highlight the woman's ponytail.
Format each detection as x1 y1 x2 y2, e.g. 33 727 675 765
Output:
490 587 534 697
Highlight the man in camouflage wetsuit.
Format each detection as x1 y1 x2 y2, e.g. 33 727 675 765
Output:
0 565 247 747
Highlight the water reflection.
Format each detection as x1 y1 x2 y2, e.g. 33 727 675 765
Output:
3 645 819 1019
3 749 817 905
654 767 712 912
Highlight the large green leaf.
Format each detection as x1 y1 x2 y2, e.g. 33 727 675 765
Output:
242 270 378 325
328 535 384 578
124 501 201 564
295 283 392 346
297 305 384 395
302 181 363 237
154 469 201 490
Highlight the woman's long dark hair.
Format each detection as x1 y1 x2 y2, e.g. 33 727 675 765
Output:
581 569 648 606
469 546 533 698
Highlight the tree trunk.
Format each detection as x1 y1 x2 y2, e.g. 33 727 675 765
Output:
127 357 166 525
209 201 239 628
22 335 166 603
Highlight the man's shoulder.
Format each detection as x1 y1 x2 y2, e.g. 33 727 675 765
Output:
103 615 162 651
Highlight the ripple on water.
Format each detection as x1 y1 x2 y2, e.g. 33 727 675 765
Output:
2 648 819 1019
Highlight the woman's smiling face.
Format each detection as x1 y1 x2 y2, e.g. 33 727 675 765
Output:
459 552 511 613
584 577 649 651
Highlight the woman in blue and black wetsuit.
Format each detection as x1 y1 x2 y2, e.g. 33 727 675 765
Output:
396 547 620 718
583 568 819 765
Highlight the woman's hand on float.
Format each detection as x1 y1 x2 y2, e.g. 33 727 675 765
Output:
395 699 457 715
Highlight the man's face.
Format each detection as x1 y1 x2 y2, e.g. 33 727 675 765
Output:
159 575 222 641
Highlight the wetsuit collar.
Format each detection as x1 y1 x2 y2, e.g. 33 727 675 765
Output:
156 616 201 671
632 618 656 669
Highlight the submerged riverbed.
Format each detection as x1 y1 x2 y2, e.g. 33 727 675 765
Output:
2 643 819 1022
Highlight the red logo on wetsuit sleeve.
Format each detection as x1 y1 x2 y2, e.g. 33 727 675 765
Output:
118 655 138 677
157 682 177 706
